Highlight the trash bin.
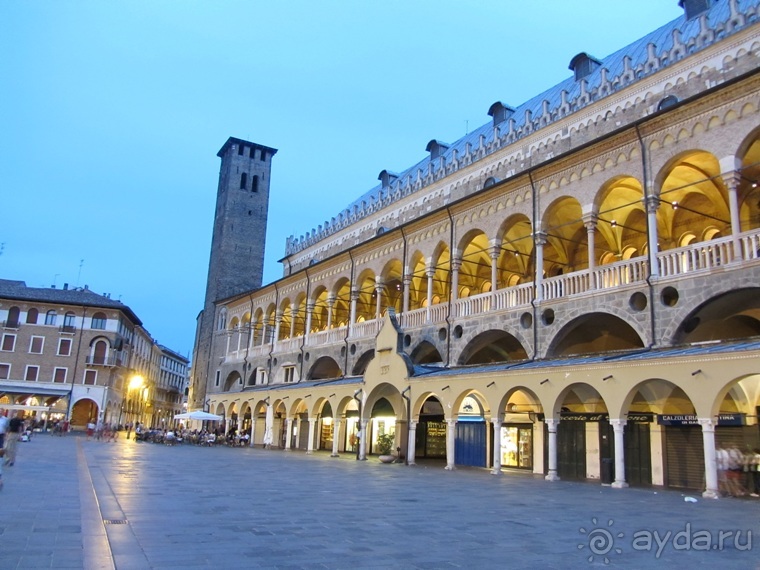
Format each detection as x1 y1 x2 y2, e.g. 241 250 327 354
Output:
601 458 614 484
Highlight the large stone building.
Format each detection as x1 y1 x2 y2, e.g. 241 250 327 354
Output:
191 0 760 497
0 279 188 428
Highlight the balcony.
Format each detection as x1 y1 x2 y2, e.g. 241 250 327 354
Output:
2 320 20 330
86 354 122 367
59 325 77 334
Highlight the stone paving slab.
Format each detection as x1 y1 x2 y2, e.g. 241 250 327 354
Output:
0 433 758 569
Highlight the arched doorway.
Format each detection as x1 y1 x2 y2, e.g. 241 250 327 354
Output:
71 398 99 429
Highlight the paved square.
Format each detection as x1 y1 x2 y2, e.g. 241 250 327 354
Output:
0 434 757 569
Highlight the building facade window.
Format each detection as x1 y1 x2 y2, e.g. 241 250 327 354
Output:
91 312 107 330
83 369 97 385
240 172 247 190
29 336 44 354
63 312 76 330
0 363 9 380
25 365 39 382
215 370 221 387
1 334 16 352
53 367 67 383
6 306 20 328
284 366 295 383
45 310 57 326
58 338 72 356
26 308 39 324
92 339 108 364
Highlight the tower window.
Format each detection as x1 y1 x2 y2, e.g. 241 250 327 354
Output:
252 175 259 193
238 144 244 155
260 150 267 162
240 172 247 190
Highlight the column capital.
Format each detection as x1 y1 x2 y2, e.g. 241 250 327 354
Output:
534 231 548 246
306 301 315 312
721 170 742 190
544 418 559 429
446 418 458 427
609 418 626 429
645 194 660 214
698 418 715 432
491 416 503 426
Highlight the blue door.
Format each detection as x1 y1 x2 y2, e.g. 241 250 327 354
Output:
455 420 487 467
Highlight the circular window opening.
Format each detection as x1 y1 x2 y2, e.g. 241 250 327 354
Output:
629 292 647 312
272 358 278 367
520 312 533 329
305 352 310 361
404 334 411 347
661 286 679 307
340 346 346 357
541 308 555 326
297 354 302 364
438 328 447 341
350 344 356 355
453 325 463 339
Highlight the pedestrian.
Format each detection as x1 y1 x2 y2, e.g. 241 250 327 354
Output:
5 412 25 467
86 420 95 440
0 410 8 449
126 421 133 440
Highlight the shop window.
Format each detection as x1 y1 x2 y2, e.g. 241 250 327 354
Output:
0 363 9 380
53 367 67 383
45 310 57 326
26 308 39 324
29 336 44 354
83 369 97 385
1 334 16 352
58 338 72 356
91 312 107 330
25 365 39 382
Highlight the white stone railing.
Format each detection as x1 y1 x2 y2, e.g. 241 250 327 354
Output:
657 235 735 278
349 319 380 339
593 257 649 290
493 282 533 311
307 326 348 346
401 307 428 328
541 271 592 301
738 228 760 261
274 337 302 353
453 292 491 318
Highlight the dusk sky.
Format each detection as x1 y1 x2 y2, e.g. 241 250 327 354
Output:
0 1 684 359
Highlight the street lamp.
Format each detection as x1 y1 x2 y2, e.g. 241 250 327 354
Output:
128 375 144 425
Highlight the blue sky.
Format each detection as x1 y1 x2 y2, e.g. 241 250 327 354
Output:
0 1 684 358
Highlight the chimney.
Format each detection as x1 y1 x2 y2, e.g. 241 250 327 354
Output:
63 283 69 290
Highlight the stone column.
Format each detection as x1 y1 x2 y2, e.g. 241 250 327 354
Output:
407 420 417 466
306 417 316 454
700 418 720 499
358 418 368 461
545 418 560 481
426 267 435 321
491 417 502 475
450 253 462 303
403 271 412 322
490 241 499 307
723 171 742 261
249 414 256 448
289 304 296 338
610 419 628 488
583 215 597 288
445 418 457 471
273 311 282 349
326 294 335 330
374 279 384 320
534 232 547 302
330 417 341 457
283 418 292 451
645 195 660 278
260 322 267 346
349 288 358 335
304 301 314 344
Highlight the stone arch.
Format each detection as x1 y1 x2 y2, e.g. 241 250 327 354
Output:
546 311 646 358
307 356 343 380
457 330 528 365
671 287 760 345
352 349 375 376
223 371 243 392
410 340 443 365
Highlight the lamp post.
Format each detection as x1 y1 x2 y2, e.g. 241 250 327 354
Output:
128 374 144 426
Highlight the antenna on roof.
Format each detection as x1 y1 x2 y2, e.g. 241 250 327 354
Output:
76 259 84 287
465 120 469 135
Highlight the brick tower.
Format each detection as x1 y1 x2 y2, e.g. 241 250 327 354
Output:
190 137 277 410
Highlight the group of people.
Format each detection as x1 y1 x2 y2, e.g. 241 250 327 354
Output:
85 420 119 442
716 445 760 497
0 411 28 490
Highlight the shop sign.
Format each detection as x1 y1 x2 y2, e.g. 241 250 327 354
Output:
626 413 654 423
657 413 745 426
560 413 608 422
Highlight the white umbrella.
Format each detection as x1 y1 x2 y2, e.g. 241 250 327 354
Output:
174 410 223 421
263 404 274 447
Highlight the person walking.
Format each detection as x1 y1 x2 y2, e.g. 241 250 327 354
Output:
0 410 8 449
5 412 25 467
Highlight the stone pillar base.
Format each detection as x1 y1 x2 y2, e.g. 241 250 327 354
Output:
491 468 502 476
702 489 720 499
611 481 629 489
306 450 313 455
545 472 560 482
444 465 457 471
329 453 339 458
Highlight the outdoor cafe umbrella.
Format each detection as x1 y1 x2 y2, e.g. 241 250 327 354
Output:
173 411 223 421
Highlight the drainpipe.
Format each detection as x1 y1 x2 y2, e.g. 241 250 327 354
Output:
444 206 454 368
635 124 657 348
528 172 540 360
345 250 355 376
268 282 279 382
401 386 411 465
242 293 254 389
299 267 311 382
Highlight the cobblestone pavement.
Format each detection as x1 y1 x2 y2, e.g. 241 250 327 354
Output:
0 433 758 569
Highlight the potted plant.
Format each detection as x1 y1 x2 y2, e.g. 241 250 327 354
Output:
376 432 396 463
